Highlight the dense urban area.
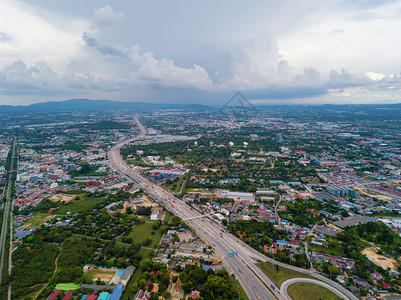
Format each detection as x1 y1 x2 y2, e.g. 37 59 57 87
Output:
1 101 401 300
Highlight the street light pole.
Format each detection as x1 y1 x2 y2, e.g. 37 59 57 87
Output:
235 276 240 300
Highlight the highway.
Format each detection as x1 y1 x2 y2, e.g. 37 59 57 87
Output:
109 118 279 300
108 117 356 300
0 137 17 290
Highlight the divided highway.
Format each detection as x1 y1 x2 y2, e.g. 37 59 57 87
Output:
108 118 356 300
108 118 278 300
0 137 17 291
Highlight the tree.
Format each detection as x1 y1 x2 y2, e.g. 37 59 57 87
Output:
142 258 152 272
121 237 133 244
182 282 193 293
160 225 168 233
139 278 147 288
328 266 340 277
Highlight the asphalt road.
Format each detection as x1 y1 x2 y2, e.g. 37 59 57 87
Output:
0 137 16 289
108 117 357 300
108 118 279 300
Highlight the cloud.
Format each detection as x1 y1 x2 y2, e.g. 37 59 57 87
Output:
1 1 401 104
0 60 97 95
0 32 10 42
93 5 125 27
81 33 213 89
82 32 129 58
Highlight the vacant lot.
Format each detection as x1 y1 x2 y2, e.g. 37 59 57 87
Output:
49 193 76 203
287 282 341 300
256 261 313 287
55 196 106 214
83 268 117 283
362 247 399 272
121 195 157 213
24 213 53 227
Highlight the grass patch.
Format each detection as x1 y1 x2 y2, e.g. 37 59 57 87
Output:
170 176 186 193
24 213 52 227
236 279 249 300
164 211 172 224
119 222 162 247
309 244 344 257
54 196 106 214
287 282 341 300
139 248 153 258
256 261 313 287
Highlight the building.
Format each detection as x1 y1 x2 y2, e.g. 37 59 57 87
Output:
274 134 283 142
120 266 135 285
224 191 254 202
49 290 63 300
62 290 74 300
134 290 151 300
370 271 383 281
327 185 358 198
191 290 201 299
150 209 161 220
110 266 135 286
109 284 124 300
98 292 111 300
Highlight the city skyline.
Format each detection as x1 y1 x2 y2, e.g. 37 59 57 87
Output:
1 0 401 105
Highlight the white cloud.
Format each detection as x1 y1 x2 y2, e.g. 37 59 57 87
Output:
0 1 88 72
1 1 401 104
93 5 125 27
0 60 97 95
82 33 213 89
365 71 386 81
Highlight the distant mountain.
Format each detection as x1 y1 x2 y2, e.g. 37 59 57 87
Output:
0 99 214 114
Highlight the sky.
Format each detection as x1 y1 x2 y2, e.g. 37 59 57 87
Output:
1 0 401 105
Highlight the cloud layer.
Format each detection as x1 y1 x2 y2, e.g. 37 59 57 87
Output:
1 0 401 104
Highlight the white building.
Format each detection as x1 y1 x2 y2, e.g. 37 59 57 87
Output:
224 191 254 202
150 209 161 220
213 213 225 221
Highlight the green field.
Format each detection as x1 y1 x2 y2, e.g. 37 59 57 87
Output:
118 221 162 247
24 213 52 227
55 196 106 214
163 212 172 224
287 282 341 300
256 261 313 287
